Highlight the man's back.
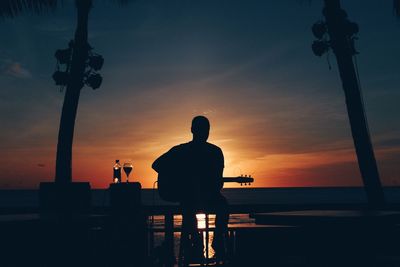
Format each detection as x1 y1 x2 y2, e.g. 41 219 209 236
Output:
152 141 224 201
175 141 224 199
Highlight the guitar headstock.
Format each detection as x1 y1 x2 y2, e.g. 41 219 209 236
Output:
238 174 254 186
222 175 254 185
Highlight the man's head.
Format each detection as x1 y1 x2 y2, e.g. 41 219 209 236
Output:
191 116 210 142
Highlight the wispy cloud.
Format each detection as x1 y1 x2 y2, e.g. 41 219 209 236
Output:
0 60 32 79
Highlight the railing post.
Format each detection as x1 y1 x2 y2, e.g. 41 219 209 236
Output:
165 213 175 267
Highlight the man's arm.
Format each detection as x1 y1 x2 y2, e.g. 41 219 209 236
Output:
216 147 225 191
152 152 169 173
152 153 165 173
152 146 179 173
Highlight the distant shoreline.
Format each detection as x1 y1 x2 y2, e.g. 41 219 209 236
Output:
1 185 400 191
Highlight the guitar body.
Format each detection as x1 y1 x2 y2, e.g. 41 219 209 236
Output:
157 174 254 203
157 172 182 203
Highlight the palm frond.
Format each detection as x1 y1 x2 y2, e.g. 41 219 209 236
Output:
0 0 59 18
0 0 134 18
394 0 400 16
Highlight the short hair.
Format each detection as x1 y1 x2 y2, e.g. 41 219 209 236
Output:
191 116 210 132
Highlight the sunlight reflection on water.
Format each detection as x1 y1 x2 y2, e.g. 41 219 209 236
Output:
150 214 254 259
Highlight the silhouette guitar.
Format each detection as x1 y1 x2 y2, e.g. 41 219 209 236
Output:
222 175 254 186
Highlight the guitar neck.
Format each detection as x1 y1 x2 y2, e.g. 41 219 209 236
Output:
222 176 254 183
222 177 240 182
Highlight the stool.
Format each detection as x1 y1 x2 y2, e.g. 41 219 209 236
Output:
178 213 213 267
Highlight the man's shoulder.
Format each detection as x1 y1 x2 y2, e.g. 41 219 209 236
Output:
169 142 191 153
205 142 222 151
179 141 223 154
205 142 223 156
173 142 191 149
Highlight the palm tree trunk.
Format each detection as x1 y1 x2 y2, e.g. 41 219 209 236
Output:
55 0 92 183
323 0 385 208
394 0 400 16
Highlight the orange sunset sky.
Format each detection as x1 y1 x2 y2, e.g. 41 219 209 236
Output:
0 0 399 189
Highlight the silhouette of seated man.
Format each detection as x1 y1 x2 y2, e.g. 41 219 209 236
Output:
152 116 229 259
